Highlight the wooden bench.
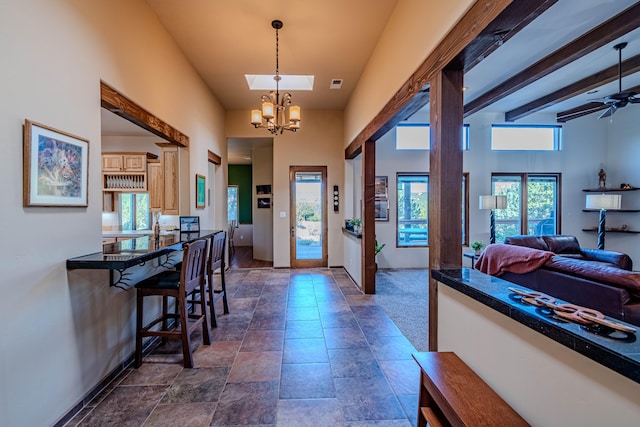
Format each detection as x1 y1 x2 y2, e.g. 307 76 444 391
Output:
412 352 529 427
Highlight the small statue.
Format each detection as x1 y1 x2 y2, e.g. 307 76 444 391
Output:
598 169 606 189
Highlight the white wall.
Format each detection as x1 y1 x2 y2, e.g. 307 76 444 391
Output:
0 1 225 426
253 145 274 261
343 157 362 285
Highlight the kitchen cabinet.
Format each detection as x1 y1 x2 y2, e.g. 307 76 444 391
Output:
102 153 150 172
101 152 157 191
147 159 163 211
160 145 180 215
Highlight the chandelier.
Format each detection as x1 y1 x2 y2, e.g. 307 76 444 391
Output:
250 20 301 134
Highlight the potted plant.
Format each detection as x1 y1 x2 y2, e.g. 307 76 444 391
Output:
375 239 385 271
351 218 362 234
471 240 485 256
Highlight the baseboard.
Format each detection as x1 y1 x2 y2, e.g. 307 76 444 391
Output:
53 337 161 427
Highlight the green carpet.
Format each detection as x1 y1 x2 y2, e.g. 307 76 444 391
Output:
373 269 429 351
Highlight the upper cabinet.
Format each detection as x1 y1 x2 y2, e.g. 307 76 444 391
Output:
158 144 180 215
102 152 157 191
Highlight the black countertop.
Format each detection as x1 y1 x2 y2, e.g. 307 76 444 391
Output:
67 230 222 270
432 268 640 384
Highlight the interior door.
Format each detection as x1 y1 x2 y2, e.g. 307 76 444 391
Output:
290 166 328 268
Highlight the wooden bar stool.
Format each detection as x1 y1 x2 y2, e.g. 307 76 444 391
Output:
134 238 211 368
206 231 229 328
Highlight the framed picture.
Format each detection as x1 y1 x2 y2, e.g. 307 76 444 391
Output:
196 174 206 209
257 197 271 209
256 184 271 195
375 199 389 221
375 176 388 199
23 120 89 207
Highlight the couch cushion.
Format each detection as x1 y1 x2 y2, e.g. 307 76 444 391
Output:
542 235 582 254
504 235 549 251
544 256 640 297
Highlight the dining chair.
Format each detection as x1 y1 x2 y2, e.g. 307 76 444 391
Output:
228 220 236 257
205 231 229 327
134 238 210 368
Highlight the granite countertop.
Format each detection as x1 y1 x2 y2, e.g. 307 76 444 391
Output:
432 268 640 384
68 230 222 270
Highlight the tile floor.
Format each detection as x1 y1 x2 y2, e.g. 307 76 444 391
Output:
67 268 420 426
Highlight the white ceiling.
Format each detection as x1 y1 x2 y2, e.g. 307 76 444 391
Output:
102 0 640 162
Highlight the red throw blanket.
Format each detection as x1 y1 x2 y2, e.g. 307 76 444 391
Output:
475 243 554 276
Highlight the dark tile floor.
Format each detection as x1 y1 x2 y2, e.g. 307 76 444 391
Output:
67 268 420 426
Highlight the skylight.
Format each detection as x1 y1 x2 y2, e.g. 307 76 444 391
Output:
245 74 314 91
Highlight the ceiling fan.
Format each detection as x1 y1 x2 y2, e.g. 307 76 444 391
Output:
594 42 640 119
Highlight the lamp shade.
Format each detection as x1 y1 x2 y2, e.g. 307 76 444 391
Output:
479 195 507 210
586 194 621 210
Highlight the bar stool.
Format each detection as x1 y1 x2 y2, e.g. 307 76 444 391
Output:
134 238 210 368
206 231 229 328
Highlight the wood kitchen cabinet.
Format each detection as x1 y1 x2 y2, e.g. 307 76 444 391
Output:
102 153 150 172
160 145 180 215
147 159 163 211
101 152 158 191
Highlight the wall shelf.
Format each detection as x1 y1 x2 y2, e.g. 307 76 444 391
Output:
582 187 639 192
582 209 640 213
581 227 640 234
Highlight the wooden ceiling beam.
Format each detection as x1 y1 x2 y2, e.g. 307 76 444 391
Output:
345 0 536 159
464 2 640 117
556 84 640 122
507 54 640 121
455 0 557 72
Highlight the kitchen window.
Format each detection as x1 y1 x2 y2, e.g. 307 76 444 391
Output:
121 193 150 231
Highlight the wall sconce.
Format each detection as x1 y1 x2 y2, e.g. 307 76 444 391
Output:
333 185 339 212
586 193 621 249
479 195 507 244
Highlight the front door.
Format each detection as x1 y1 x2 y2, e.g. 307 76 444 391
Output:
289 166 328 268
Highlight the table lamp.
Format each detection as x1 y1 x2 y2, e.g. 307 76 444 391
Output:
586 193 621 249
479 195 507 244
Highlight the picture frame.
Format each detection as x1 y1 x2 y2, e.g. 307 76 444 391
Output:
375 199 389 221
257 197 271 209
196 174 206 209
23 119 89 207
256 184 272 195
375 176 388 199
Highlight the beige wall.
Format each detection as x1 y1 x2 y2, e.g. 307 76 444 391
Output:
344 0 474 146
227 110 345 267
0 1 225 426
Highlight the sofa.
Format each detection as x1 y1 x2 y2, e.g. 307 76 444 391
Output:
478 235 640 326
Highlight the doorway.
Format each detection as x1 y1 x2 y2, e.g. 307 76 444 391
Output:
289 166 328 268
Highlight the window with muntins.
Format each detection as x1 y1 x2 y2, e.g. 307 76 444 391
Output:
491 173 561 242
396 173 469 247
121 193 150 231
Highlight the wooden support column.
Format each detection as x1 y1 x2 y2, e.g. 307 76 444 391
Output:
428 67 464 350
362 139 376 294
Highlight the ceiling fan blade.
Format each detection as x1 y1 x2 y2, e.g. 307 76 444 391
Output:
598 106 616 119
629 97 640 104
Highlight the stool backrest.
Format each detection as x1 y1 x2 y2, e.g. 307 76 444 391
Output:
180 239 208 295
208 231 227 275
